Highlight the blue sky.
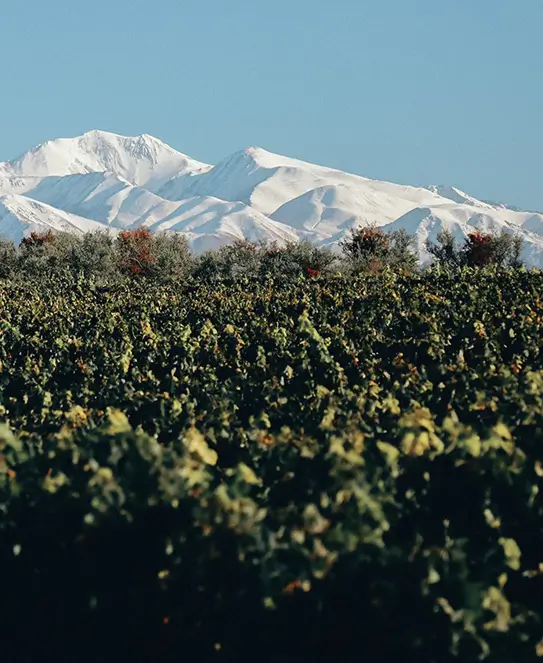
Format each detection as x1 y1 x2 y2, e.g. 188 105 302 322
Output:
1 0 542 209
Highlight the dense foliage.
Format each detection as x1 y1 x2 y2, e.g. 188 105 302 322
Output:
0 223 527 285
1 266 543 662
339 225 419 272
426 229 524 268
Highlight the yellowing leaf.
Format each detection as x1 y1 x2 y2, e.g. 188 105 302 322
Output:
43 471 68 494
499 537 522 571
482 586 511 632
238 463 260 485
484 509 501 529
105 409 131 434
65 405 88 427
185 427 218 466
316 385 330 399
377 441 400 468
0 424 21 454
494 422 513 441
464 434 482 458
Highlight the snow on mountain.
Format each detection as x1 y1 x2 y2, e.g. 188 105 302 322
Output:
521 214 543 236
269 178 543 250
15 172 299 249
0 173 45 196
144 195 300 250
161 147 456 222
425 185 497 209
384 205 543 268
23 172 183 228
158 147 373 215
1 129 542 263
270 183 427 236
426 185 543 216
0 194 110 245
0 130 210 191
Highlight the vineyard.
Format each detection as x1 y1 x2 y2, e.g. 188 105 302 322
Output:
1 267 543 662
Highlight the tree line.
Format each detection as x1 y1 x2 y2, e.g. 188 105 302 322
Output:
0 224 525 282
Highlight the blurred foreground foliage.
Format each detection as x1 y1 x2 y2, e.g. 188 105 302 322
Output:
1 267 543 662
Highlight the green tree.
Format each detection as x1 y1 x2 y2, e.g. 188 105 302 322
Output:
0 238 18 279
426 228 524 268
340 224 417 272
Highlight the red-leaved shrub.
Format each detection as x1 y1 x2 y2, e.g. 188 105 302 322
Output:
20 230 55 249
465 232 495 267
117 228 157 275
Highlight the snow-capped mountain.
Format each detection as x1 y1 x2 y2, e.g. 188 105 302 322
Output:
22 172 182 228
0 194 109 245
1 129 542 264
0 131 210 191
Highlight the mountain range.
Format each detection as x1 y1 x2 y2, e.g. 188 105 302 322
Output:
1 130 543 265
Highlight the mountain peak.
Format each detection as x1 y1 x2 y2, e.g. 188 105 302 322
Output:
80 129 119 139
2 130 210 190
243 146 268 157
426 184 495 209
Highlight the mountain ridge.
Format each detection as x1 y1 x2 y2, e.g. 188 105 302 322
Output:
1 130 542 265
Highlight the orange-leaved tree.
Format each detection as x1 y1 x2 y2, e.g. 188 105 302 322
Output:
20 230 55 249
116 228 157 276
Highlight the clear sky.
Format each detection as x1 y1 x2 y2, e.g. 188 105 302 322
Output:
2 0 542 209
